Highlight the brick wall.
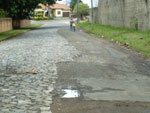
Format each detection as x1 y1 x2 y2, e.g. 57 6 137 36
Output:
0 18 12 32
13 19 31 28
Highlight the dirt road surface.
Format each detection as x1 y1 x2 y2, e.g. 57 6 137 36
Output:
0 19 150 113
52 20 150 113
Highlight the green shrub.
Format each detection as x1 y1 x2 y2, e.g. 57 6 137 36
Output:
43 17 48 20
33 16 53 20
34 16 43 20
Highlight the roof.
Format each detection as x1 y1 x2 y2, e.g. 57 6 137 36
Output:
50 4 71 10
35 9 44 12
38 3 48 10
38 3 70 11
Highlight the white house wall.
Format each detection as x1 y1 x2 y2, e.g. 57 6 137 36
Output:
55 10 63 17
55 9 70 17
63 10 70 13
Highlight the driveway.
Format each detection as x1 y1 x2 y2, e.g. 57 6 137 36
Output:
0 19 150 113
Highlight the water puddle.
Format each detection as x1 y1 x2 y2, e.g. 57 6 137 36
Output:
62 89 80 98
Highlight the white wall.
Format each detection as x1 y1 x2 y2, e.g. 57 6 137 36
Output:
55 10 63 17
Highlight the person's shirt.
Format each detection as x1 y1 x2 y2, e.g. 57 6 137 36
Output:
73 23 76 27
70 20 74 25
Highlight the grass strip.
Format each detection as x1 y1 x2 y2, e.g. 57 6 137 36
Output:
78 22 150 58
0 24 43 41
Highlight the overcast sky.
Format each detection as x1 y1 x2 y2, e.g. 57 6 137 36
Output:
68 0 98 7
80 0 98 7
82 0 91 6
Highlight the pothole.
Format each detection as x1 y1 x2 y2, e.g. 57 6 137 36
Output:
61 89 80 98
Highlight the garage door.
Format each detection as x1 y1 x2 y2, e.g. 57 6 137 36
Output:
63 12 70 17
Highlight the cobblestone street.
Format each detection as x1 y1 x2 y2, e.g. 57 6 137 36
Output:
1 19 150 113
0 20 79 113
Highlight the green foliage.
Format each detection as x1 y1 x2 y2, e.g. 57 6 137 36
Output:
73 2 89 19
34 17 43 20
0 9 8 18
35 12 44 17
78 22 150 57
33 16 52 20
70 0 82 10
0 0 55 19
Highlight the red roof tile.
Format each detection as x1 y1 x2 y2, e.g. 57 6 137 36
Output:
50 4 71 10
38 3 70 11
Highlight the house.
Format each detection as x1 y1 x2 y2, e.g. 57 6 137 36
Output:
34 3 71 18
34 4 47 17
50 4 71 17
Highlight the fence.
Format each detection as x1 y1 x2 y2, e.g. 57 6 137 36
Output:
13 19 31 28
0 18 12 32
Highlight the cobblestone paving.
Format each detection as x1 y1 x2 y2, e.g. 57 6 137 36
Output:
0 21 79 113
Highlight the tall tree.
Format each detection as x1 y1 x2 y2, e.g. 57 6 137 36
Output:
0 0 55 19
42 0 55 19
73 2 89 19
0 9 8 18
70 0 82 10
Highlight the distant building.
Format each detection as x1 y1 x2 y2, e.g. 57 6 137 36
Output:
34 3 71 18
50 4 71 17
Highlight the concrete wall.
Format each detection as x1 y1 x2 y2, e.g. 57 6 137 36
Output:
13 19 31 28
91 0 150 30
0 18 12 32
90 8 99 23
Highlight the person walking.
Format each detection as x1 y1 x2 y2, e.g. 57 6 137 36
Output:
70 18 74 31
72 22 76 32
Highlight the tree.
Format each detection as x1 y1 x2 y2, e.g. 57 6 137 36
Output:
0 0 55 19
0 9 8 18
70 0 82 10
42 0 55 19
73 2 89 19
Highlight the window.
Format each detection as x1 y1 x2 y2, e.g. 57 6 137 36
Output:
57 11 61 15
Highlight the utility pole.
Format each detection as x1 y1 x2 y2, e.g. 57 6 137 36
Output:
91 0 94 28
77 0 80 24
